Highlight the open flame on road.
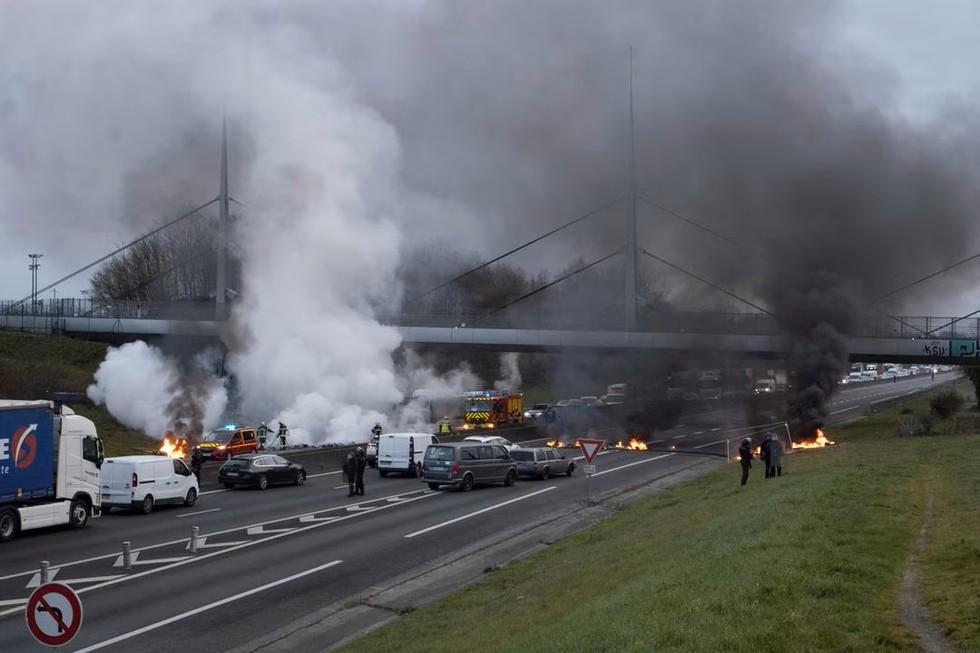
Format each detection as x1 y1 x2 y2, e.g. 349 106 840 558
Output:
546 439 580 448
612 437 648 450
792 428 835 449
159 436 189 458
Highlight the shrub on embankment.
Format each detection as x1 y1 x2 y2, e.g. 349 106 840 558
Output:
338 381 980 653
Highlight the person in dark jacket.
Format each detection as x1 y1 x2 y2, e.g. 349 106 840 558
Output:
738 438 753 486
760 432 773 478
354 447 367 496
343 451 357 497
190 448 204 481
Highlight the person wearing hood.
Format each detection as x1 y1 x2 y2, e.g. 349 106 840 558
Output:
738 437 753 486
354 446 367 496
343 450 357 497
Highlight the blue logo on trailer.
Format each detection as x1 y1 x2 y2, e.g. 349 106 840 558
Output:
0 407 55 501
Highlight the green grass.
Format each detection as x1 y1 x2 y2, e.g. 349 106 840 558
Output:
0 329 157 455
338 382 980 653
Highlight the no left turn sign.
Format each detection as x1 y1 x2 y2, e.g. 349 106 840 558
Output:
25 582 83 647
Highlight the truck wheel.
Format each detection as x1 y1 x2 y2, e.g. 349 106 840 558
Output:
137 495 154 515
257 474 269 490
0 507 19 543
184 488 198 507
69 498 90 529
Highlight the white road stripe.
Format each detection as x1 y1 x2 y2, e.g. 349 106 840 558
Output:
71 560 343 653
405 487 557 538
176 508 221 518
592 453 673 476
829 406 862 415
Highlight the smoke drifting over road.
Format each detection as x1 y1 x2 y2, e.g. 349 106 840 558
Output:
10 2 980 439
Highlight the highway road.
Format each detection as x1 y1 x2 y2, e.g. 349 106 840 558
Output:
0 371 953 652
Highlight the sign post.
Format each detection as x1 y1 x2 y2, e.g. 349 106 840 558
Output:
578 439 605 503
25 582 83 647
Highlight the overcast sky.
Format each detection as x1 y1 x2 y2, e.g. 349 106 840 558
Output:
2 1 980 317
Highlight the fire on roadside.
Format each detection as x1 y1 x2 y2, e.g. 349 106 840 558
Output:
612 437 648 451
791 427 835 450
546 439 581 448
159 435 189 459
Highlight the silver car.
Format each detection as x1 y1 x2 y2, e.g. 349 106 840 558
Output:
422 442 517 491
510 447 575 480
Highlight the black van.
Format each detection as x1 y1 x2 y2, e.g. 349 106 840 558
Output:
421 442 517 491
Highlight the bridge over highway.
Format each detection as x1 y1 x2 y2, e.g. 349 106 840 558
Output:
1 300 976 365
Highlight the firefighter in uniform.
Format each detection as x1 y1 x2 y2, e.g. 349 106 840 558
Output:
277 422 289 449
190 447 204 481
372 423 383 438
257 422 270 450
437 417 453 435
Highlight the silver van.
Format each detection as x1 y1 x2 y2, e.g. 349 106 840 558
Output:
421 442 517 491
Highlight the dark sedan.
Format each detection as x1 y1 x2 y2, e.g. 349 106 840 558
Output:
218 453 307 490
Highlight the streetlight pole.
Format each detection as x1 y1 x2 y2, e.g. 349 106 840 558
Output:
28 253 43 314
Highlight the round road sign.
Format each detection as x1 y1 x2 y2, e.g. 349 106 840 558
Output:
25 582 83 647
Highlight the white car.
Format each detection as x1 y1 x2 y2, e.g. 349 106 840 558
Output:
462 435 518 451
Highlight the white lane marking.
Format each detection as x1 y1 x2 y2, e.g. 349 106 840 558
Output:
0 492 435 618
674 435 687 439
299 514 340 524
345 505 377 513
113 552 191 568
246 525 295 536
405 486 558 538
71 560 343 653
0 488 430 582
186 537 248 550
333 485 350 490
177 508 221 518
593 453 673 477
693 431 704 435
0 598 27 607
27 574 123 589
710 427 721 431
830 406 862 415
695 440 728 449
649 439 665 444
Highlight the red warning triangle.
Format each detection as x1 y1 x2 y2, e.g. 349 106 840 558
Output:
578 439 605 464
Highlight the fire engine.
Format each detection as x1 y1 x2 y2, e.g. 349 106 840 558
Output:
463 391 524 429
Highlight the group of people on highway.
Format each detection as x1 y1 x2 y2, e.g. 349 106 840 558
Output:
343 446 368 497
257 422 290 450
737 431 785 486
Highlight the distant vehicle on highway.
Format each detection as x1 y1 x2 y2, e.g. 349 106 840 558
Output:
194 424 258 461
421 442 517 491
580 396 601 406
366 433 380 468
510 447 575 479
462 435 518 450
378 433 439 477
523 403 552 420
601 393 626 405
218 453 307 490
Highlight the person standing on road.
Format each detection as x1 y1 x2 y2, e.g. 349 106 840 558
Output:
437 417 453 436
343 450 357 497
770 433 785 478
190 448 203 481
354 447 367 496
738 437 753 486
371 422 383 438
257 422 269 450
277 422 288 449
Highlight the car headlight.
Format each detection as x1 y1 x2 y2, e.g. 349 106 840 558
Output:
218 445 226 450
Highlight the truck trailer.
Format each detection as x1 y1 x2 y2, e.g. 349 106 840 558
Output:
0 400 104 543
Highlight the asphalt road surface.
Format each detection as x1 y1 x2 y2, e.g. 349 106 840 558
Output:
0 372 952 652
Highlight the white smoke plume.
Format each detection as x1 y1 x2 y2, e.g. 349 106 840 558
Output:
87 341 228 438
394 349 481 431
493 352 522 392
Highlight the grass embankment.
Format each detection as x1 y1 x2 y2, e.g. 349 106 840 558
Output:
0 330 156 455
339 381 980 653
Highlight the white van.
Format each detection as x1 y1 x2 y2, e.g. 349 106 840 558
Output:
101 455 199 514
377 433 440 478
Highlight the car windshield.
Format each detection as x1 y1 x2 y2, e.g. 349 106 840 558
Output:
203 430 232 443
425 446 454 461
510 450 533 461
222 458 251 469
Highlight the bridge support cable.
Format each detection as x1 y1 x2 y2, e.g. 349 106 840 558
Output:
404 196 625 306
3 197 220 314
919 307 980 339
637 194 767 260
490 248 625 315
639 248 775 316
